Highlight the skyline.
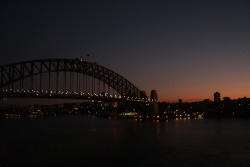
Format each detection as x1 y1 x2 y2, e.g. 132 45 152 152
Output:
1 0 250 102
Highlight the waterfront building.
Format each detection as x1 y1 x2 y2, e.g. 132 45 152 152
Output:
214 92 221 103
150 90 158 102
150 90 159 115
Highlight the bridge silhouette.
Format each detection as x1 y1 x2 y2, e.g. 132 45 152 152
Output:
0 58 148 102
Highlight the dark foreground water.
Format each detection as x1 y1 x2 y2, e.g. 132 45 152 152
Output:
1 116 250 167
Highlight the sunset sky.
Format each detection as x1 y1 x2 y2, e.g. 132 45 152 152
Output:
1 0 250 102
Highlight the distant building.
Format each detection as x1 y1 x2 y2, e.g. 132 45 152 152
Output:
223 97 231 103
178 99 183 104
150 90 158 102
214 92 221 102
150 90 159 115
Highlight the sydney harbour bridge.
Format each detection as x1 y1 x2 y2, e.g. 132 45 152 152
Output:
0 58 150 102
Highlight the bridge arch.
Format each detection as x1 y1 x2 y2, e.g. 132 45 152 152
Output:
0 58 140 98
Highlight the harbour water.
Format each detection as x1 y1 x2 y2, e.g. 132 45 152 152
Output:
1 116 250 166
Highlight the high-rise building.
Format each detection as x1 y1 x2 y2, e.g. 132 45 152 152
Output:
150 90 158 102
214 92 221 102
150 90 158 115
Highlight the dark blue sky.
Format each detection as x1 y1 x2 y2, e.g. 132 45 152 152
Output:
1 0 250 102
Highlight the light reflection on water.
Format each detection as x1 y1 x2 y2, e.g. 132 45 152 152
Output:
1 116 250 166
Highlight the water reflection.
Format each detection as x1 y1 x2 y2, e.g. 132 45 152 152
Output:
1 116 250 166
